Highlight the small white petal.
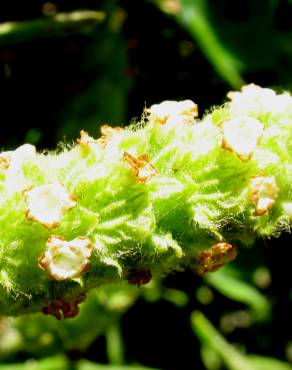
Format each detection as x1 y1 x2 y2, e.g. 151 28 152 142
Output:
1 144 36 173
25 182 76 229
222 116 263 161
39 236 92 280
1 144 37 194
11 144 36 171
227 84 292 118
147 100 198 124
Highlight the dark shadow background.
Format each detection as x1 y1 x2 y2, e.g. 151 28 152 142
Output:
0 1 292 369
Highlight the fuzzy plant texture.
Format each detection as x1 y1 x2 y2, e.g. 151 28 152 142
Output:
0 84 291 319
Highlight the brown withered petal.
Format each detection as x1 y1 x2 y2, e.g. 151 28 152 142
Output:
128 268 152 286
193 243 238 276
123 151 157 184
42 293 86 320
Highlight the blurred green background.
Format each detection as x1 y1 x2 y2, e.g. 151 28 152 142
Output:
0 0 292 369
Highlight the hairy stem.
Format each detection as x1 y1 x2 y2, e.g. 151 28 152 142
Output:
0 84 291 318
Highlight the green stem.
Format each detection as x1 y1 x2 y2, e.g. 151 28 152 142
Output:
0 84 291 318
191 311 257 370
106 319 125 365
0 10 105 45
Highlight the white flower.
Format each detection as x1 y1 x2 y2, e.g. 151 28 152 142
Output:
221 116 263 161
228 84 292 118
24 182 76 229
39 235 92 280
146 100 198 125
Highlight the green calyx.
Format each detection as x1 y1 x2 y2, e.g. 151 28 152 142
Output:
0 84 292 318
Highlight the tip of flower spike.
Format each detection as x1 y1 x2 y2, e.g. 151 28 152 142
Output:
193 243 238 276
250 176 279 216
24 182 77 229
38 235 93 281
123 152 157 184
146 100 198 125
221 116 263 161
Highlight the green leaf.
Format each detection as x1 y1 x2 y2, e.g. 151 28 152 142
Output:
201 344 222 370
105 321 125 365
204 267 270 321
248 355 292 370
0 356 68 370
191 311 257 370
0 356 162 370
78 360 161 370
191 311 292 370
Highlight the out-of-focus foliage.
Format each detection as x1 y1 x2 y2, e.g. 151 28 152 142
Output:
204 267 271 322
0 284 140 359
0 0 292 369
57 6 131 141
0 355 160 370
0 281 188 368
154 0 244 88
0 10 105 45
192 311 292 370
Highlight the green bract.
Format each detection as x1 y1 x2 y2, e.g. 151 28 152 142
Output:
0 84 291 318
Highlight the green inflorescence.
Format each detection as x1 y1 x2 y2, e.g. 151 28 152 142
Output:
0 84 292 318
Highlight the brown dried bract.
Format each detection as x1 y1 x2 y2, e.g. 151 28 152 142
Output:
42 293 86 320
128 268 152 287
97 124 123 147
193 243 238 276
123 152 157 184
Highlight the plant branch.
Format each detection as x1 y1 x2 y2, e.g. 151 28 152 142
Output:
0 10 105 45
0 84 291 318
